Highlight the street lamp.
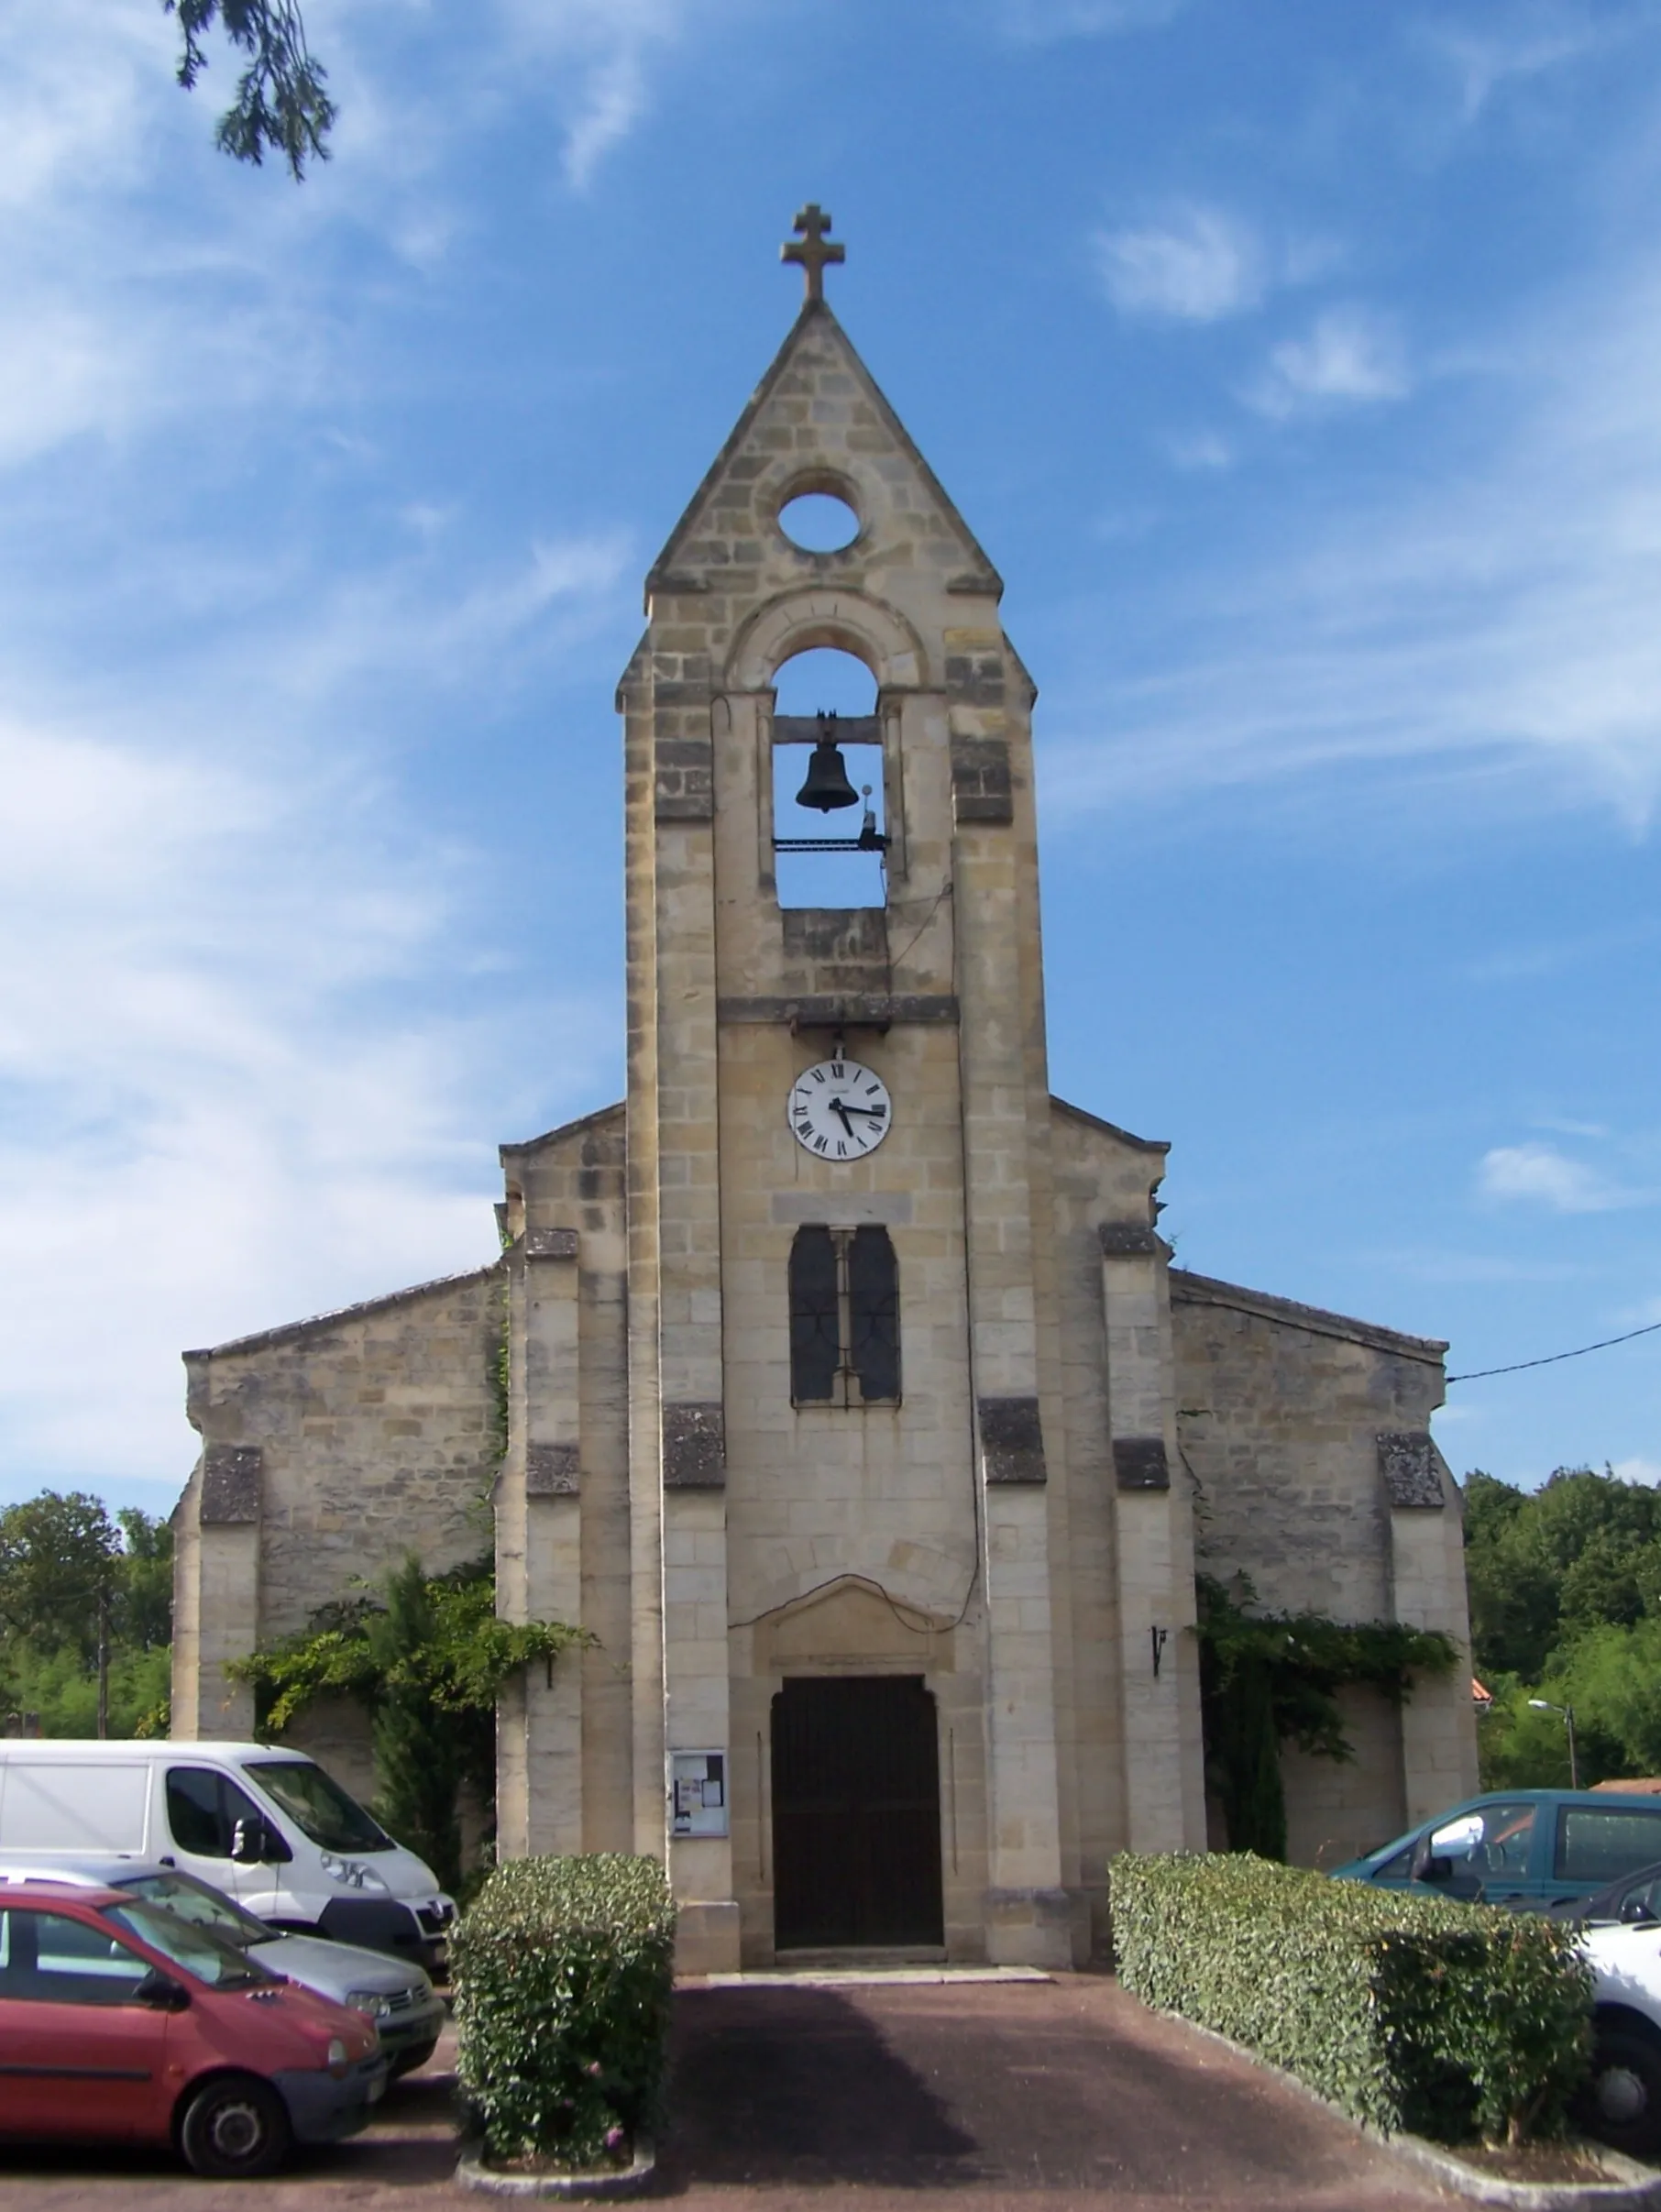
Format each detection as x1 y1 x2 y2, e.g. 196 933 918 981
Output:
1528 1699 1579 1788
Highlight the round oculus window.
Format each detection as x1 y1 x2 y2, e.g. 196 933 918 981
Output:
778 491 859 553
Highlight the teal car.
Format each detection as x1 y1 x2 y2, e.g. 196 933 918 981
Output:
1332 1790 1661 1912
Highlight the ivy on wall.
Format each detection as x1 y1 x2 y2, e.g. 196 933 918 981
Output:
490 1276 511 1468
1196 1573 1458 1862
229 1554 588 1892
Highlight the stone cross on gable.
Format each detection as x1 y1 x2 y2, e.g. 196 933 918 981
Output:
781 204 845 303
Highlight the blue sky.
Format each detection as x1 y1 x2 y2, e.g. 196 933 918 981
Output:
2 0 1659 1522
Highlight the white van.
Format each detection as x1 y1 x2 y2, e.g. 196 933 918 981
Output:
0 1743 455 1971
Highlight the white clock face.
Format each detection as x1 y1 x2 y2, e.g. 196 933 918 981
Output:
787 1057 892 1161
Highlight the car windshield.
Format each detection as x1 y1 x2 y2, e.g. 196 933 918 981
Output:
1356 1828 1416 1863
101 1899 270 1990
246 1761 392 1853
115 1870 273 1951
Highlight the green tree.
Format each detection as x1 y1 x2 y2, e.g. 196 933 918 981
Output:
114 1507 175 1655
1196 1574 1458 1859
162 0 336 179
1464 1466 1661 1681
230 1555 588 1892
1463 1472 1565 1679
0 1493 173 1738
0 1491 120 1661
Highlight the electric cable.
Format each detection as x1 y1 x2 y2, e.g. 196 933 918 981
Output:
1446 1317 1661 1384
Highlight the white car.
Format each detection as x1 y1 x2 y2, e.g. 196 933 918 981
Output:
0 1857 445 2078
0 1741 456 1973
1577 1921 1661 2156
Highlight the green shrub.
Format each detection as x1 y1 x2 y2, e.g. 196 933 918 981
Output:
452 1853 676 2171
1110 1852 1592 2146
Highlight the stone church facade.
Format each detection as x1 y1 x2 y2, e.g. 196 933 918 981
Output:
172 218 1477 1972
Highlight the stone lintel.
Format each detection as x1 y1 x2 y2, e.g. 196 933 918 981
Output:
664 1401 726 1488
201 1445 262 1524
1099 1221 1160 1258
771 1191 914 1227
1113 1436 1171 1491
980 1395 1046 1485
526 1442 581 1496
1379 1431 1446 1510
773 714 880 746
718 994 959 1028
525 1227 579 1260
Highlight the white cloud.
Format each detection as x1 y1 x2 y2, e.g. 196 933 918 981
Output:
276 531 632 701
1095 205 1265 323
1248 305 1411 418
1612 1456 1661 1486
489 0 718 188
1167 430 1234 471
1419 9 1616 124
0 0 174 211
1477 1142 1641 1214
0 0 656 1492
562 44 649 189
0 714 614 1482
1040 250 1661 828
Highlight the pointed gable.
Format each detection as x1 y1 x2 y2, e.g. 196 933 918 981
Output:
645 301 1002 615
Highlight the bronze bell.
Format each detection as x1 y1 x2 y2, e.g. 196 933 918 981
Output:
794 713 860 812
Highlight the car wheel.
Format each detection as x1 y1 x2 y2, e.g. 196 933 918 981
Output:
1578 2030 1661 2158
179 2073 293 2178
389 2038 439 2080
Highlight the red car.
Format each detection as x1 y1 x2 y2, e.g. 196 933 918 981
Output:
0 1881 386 2177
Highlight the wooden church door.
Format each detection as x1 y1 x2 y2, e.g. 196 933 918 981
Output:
771 1676 945 1950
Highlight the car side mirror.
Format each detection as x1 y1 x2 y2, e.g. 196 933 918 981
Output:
231 1817 287 1865
229 1816 291 1865
1621 1895 1657 1925
134 1968 190 2012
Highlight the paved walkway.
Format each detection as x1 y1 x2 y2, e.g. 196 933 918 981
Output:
0 1977 1450 2210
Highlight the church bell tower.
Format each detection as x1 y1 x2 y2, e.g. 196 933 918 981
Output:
608 208 1204 1969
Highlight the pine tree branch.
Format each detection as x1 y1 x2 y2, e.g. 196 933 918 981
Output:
161 0 336 180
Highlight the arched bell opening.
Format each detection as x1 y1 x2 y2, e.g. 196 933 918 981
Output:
771 646 886 911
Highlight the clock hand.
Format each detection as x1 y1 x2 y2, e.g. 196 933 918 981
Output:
830 1097 856 1137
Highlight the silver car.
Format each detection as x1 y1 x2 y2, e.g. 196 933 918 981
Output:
0 1856 445 2076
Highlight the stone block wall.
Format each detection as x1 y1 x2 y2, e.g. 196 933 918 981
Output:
173 1263 505 1765
1171 1270 1478 1867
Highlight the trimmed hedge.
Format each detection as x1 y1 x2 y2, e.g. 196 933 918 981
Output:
452 1853 676 2170
1110 1852 1592 2147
